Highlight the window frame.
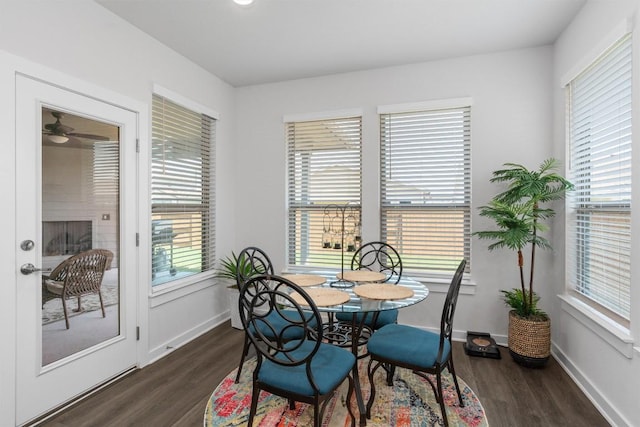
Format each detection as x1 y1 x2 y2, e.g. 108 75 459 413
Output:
565 33 632 325
378 99 472 279
150 85 218 292
285 110 363 271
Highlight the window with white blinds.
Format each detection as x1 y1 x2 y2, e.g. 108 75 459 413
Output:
567 34 632 321
286 116 362 268
380 106 471 275
151 94 215 287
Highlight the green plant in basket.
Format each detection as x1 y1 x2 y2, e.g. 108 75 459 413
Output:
474 158 573 319
501 289 546 320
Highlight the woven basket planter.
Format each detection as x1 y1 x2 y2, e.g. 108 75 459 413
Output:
508 310 550 368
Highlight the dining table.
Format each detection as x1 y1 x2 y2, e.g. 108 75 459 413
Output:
282 271 429 426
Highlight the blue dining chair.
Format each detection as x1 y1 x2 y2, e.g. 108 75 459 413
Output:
239 274 356 427
234 246 316 383
335 241 403 329
365 259 466 427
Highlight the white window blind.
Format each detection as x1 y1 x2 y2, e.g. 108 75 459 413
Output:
567 34 632 320
380 106 471 275
151 94 215 286
287 116 362 268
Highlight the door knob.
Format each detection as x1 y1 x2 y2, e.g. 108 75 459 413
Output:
20 263 51 275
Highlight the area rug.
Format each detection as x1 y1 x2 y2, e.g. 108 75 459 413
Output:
204 357 488 426
41 284 119 324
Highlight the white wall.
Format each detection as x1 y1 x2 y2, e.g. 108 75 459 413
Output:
235 46 556 338
552 1 640 426
0 2 236 425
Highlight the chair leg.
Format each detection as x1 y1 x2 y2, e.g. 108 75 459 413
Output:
62 298 70 329
98 291 106 317
366 359 381 418
384 363 395 386
345 374 356 427
235 334 251 383
247 383 259 427
436 372 449 427
313 401 320 427
448 358 464 407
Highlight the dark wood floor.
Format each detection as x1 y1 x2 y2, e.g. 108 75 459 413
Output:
40 322 609 427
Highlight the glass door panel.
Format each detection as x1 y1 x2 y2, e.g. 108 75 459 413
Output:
40 107 121 365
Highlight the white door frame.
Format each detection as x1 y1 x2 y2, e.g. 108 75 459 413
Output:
0 53 150 426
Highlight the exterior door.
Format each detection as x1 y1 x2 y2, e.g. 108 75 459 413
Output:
15 75 138 425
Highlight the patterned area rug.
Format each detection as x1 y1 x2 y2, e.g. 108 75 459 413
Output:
205 357 488 426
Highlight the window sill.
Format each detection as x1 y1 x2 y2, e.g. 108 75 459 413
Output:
558 294 634 358
150 271 216 308
407 272 476 295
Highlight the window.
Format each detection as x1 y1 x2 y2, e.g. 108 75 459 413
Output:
286 115 362 268
567 34 632 322
151 93 215 287
379 103 471 276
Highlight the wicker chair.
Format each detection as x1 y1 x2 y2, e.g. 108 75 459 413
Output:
42 249 114 329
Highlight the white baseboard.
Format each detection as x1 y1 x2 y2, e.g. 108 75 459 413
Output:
145 312 228 366
551 343 629 427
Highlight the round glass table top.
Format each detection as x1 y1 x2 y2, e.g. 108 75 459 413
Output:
285 271 428 313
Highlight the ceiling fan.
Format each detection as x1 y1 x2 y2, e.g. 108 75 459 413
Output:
42 111 110 144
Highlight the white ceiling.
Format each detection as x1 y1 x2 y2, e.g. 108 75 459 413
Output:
96 0 586 87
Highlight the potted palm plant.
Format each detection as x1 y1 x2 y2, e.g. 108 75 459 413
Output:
474 158 573 367
215 252 252 329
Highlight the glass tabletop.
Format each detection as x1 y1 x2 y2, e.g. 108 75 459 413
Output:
284 271 429 313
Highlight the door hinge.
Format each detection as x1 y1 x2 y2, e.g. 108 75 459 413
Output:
136 138 140 153
136 233 139 247
136 326 140 341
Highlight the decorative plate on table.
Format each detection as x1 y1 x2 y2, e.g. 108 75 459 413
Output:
336 270 386 283
281 274 326 287
354 283 414 300
290 288 350 307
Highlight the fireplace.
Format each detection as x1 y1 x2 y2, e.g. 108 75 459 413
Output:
42 220 92 256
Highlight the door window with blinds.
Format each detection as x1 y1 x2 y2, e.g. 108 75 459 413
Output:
286 116 362 268
567 34 632 323
380 103 471 275
151 94 215 287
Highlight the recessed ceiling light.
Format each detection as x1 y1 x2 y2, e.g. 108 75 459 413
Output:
233 0 254 5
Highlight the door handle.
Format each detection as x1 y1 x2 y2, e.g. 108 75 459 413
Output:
20 263 51 275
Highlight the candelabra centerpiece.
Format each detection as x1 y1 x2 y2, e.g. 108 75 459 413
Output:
322 202 361 288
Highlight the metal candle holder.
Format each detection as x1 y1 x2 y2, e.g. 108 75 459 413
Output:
322 203 361 288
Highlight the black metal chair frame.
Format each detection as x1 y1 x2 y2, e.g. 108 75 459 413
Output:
327 242 403 353
351 241 402 284
366 259 466 427
234 246 274 383
240 274 356 427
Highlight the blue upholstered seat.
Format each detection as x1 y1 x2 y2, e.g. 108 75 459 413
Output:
249 310 317 341
258 340 355 396
335 309 398 329
367 324 451 369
